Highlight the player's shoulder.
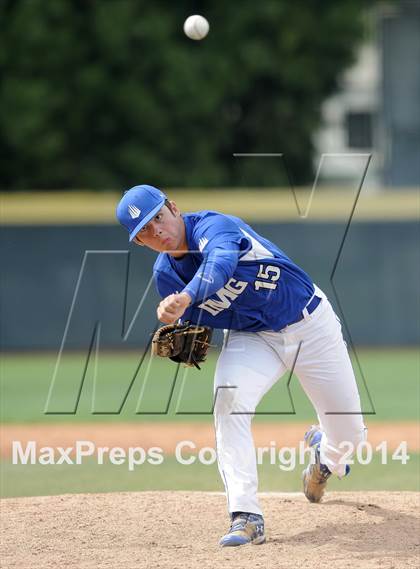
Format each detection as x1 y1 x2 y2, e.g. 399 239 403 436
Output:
184 209 229 223
184 210 245 250
185 209 245 233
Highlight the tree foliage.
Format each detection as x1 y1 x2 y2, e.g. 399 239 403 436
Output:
0 0 369 189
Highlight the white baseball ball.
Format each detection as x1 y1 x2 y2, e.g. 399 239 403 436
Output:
183 15 209 41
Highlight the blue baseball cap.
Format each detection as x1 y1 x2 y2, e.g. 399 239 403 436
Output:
116 184 167 241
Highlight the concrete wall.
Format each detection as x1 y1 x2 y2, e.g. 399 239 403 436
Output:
1 221 418 350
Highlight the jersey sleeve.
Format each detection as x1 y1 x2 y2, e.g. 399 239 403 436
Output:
191 212 251 255
153 256 188 299
154 271 176 299
182 243 240 303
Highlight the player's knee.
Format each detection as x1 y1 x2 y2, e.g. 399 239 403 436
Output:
213 385 237 416
213 385 256 417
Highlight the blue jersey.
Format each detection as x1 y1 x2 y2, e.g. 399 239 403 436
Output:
153 211 314 331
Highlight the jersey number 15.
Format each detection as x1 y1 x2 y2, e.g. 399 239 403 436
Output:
254 264 281 291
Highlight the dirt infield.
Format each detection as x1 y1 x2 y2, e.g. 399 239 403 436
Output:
1 421 419 457
1 491 419 568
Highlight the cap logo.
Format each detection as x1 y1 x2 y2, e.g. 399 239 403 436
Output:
128 205 141 219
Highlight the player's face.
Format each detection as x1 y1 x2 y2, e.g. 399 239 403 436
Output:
132 202 187 256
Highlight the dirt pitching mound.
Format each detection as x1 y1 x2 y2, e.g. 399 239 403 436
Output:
1 491 419 569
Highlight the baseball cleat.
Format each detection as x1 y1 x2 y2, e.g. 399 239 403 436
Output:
219 512 266 547
302 425 332 503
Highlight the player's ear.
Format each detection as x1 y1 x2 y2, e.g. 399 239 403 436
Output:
167 200 180 216
133 235 144 247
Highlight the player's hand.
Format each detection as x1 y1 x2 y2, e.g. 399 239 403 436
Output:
157 292 192 324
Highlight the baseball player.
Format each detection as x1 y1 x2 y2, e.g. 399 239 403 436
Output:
116 184 367 547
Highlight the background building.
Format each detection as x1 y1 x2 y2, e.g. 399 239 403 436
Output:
314 1 420 189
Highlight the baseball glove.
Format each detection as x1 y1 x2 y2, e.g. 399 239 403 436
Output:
151 323 213 370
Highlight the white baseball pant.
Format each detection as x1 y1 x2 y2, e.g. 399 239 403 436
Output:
213 285 367 516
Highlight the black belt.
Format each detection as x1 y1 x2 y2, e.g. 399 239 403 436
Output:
288 295 322 326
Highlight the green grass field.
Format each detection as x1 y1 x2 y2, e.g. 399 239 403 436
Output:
1 454 418 498
1 349 419 423
1 348 418 497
